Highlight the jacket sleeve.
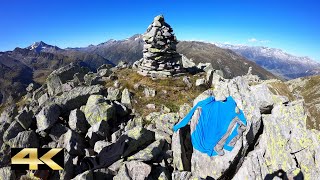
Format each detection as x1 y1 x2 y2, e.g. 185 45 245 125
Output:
173 96 214 132
173 103 199 132
237 109 247 126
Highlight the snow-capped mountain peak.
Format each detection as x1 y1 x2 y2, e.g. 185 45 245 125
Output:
27 41 61 53
216 43 320 79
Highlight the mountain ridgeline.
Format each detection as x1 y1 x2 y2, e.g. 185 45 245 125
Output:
0 36 278 106
217 44 320 79
77 35 276 79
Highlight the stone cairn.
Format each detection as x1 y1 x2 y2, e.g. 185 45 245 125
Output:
136 15 185 77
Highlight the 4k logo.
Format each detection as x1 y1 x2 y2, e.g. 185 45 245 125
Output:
11 148 64 170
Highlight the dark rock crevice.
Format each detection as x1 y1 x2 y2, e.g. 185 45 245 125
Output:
219 117 265 180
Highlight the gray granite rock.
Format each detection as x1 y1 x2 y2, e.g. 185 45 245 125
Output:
15 108 33 129
47 63 80 96
114 161 151 180
143 87 156 97
86 120 110 147
72 170 93 180
69 109 89 134
233 101 320 180
94 140 111 153
121 88 132 108
57 129 86 156
123 127 155 157
195 78 206 87
3 120 24 143
127 140 165 162
0 167 15 180
36 103 61 131
83 95 115 126
107 87 121 101
7 130 39 148
49 123 69 141
54 85 103 113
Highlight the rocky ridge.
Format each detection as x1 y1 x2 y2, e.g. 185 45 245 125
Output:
0 61 319 179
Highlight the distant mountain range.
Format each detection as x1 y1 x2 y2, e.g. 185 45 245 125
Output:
72 34 275 79
0 42 114 105
216 44 320 79
2 34 319 105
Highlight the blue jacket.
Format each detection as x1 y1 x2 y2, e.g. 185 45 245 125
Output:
173 96 247 156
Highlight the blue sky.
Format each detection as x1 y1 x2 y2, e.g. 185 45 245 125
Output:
0 0 319 61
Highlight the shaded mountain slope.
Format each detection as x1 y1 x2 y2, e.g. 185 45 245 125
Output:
176 41 277 79
0 54 33 104
0 43 114 105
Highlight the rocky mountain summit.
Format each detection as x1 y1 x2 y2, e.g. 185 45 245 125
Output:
0 56 319 179
0 14 319 180
27 41 61 53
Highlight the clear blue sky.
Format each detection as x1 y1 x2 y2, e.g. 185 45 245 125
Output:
0 0 319 61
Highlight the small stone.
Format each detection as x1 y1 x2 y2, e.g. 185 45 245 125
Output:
94 140 111 153
195 78 206 87
121 88 132 108
144 87 156 97
114 80 120 88
107 87 121 101
146 104 156 109
38 93 49 106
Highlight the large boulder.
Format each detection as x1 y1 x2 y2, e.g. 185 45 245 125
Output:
86 120 110 147
155 113 180 135
35 103 61 131
47 63 80 96
59 152 75 180
69 109 89 134
127 139 165 162
3 120 24 143
172 128 192 171
54 85 103 113
178 76 287 179
233 101 320 180
57 129 86 156
49 123 69 141
7 130 39 148
114 161 151 180
83 95 115 126
123 127 155 157
15 108 34 129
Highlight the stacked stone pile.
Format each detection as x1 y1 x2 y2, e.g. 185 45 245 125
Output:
136 15 184 77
